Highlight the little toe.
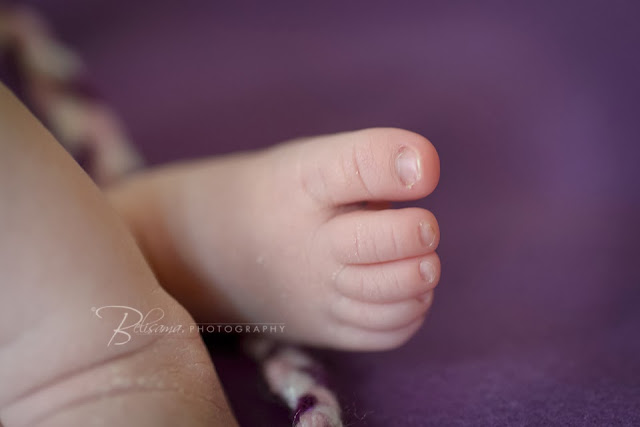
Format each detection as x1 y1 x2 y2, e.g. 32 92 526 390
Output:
329 293 433 332
333 253 441 303
326 316 427 351
324 207 439 264
297 128 439 206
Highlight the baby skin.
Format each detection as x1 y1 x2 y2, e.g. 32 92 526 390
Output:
0 83 237 426
109 128 441 350
0 80 439 426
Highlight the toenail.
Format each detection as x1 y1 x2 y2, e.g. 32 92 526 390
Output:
418 291 433 303
395 147 421 188
419 221 436 248
420 260 436 283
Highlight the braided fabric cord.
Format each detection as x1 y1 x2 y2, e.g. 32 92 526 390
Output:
248 339 343 427
0 5 141 185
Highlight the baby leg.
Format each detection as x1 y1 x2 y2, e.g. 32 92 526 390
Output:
0 83 237 426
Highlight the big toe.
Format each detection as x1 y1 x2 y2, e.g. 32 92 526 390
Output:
294 128 440 206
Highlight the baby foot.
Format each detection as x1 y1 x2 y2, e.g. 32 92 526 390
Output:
113 128 440 350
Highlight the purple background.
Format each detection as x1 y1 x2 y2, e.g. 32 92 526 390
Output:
16 1 640 425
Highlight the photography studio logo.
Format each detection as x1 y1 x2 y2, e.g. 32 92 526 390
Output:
92 305 285 346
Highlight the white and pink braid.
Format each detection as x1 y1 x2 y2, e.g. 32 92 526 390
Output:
248 339 343 427
0 4 142 186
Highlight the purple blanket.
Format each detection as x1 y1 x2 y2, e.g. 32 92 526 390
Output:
20 1 640 425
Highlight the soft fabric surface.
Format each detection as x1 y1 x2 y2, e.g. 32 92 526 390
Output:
16 1 640 425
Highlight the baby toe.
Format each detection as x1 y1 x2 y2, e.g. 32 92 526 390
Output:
324 207 439 264
296 128 439 206
326 316 427 351
333 253 441 303
329 293 432 332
